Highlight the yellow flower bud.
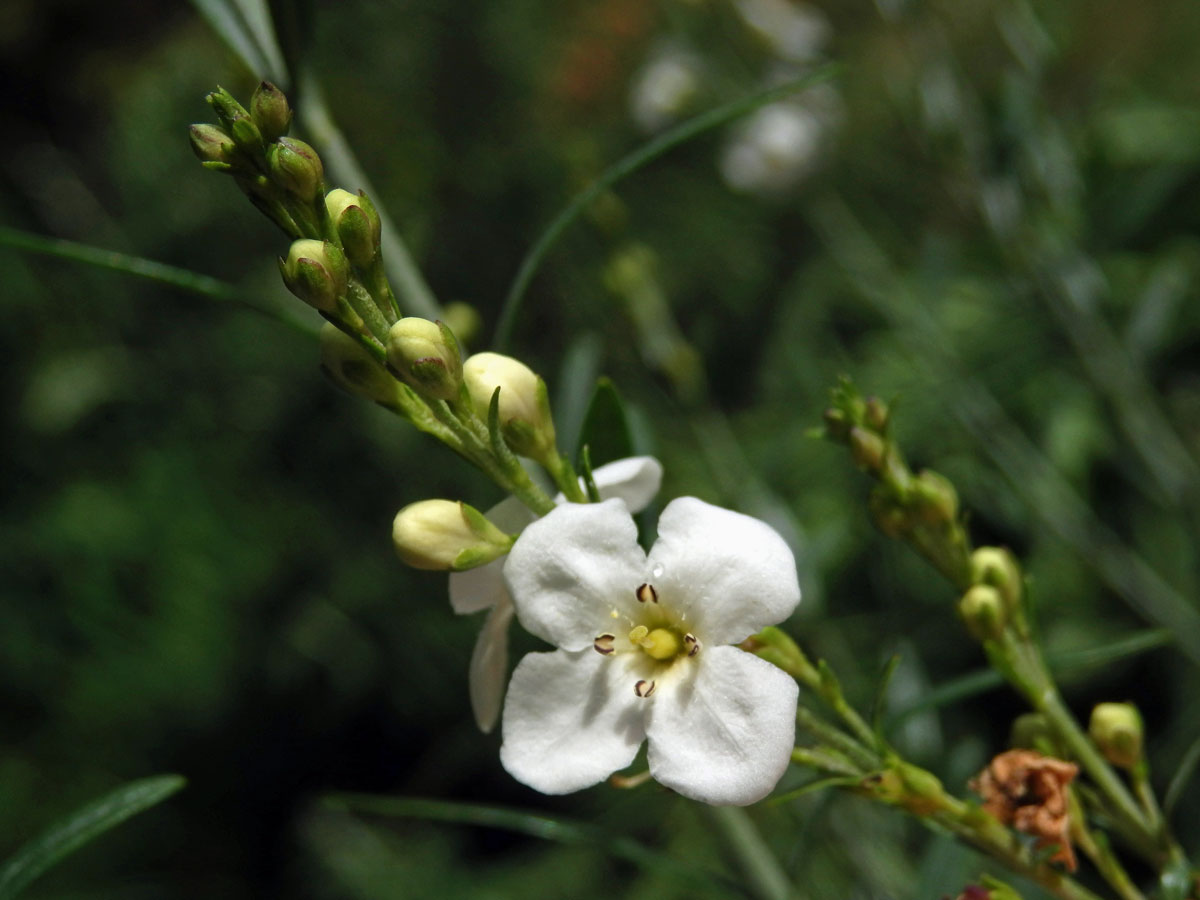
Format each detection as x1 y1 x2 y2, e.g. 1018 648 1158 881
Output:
325 188 381 267
279 239 348 313
391 500 513 571
971 546 1022 609
462 352 556 458
386 317 463 401
1089 702 1143 769
958 584 1006 641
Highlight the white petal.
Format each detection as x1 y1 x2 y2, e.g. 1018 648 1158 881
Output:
500 650 646 794
593 456 663 513
448 496 535 615
646 646 798 805
448 557 507 615
504 499 646 651
647 497 800 644
469 596 514 733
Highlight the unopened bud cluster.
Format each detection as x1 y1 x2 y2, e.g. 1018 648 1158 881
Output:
190 82 396 341
823 381 971 587
193 84 586 575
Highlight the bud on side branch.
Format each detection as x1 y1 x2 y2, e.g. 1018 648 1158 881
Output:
279 239 348 313
391 500 513 570
463 352 557 459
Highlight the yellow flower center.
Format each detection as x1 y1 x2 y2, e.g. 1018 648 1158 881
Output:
628 625 683 660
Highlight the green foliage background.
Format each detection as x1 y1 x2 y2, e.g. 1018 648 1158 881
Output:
2 0 1199 897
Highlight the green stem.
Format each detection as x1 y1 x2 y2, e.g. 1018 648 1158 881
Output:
708 807 799 900
1070 791 1147 900
795 706 879 772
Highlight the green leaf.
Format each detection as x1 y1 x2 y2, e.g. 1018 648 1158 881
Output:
553 332 604 457
870 654 903 737
0 226 318 338
0 774 186 900
494 64 839 350
320 793 744 897
189 0 288 84
1163 730 1200 816
575 377 633 468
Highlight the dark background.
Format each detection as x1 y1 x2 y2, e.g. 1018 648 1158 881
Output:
3 0 1199 897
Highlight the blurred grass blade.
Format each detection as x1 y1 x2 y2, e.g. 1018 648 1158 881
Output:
494 64 839 350
0 775 186 900
190 0 285 83
322 793 744 896
888 629 1170 727
1163 731 1200 816
0 226 318 337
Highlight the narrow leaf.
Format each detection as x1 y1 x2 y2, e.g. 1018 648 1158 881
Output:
576 377 634 468
0 774 186 900
1163 730 1200 816
0 226 317 337
320 793 744 897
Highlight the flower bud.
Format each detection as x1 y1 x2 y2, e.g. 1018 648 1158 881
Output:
268 137 324 202
205 86 249 132
463 352 556 458
386 317 463 401
864 396 889 431
205 87 265 156
848 426 886 471
319 323 404 406
958 584 1006 641
441 301 483 347
1089 702 1143 769
391 499 513 570
971 546 1022 609
911 469 958 526
188 123 238 169
868 486 908 539
250 81 292 142
279 239 348 312
1010 712 1054 750
325 189 381 266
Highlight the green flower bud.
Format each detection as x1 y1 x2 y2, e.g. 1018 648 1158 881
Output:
279 239 348 312
319 323 404 406
958 584 1006 641
188 123 238 168
205 86 249 132
325 189 381 266
864 396 889 431
391 499 513 571
848 426 886 471
821 406 851 441
1089 702 1143 769
250 81 293 142
386 317 463 401
205 87 265 156
868 486 908 539
463 352 556 458
911 469 958 527
1010 712 1054 750
440 301 483 348
268 137 324 202
971 546 1022 609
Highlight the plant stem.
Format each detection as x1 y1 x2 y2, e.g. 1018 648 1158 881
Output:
708 807 799 900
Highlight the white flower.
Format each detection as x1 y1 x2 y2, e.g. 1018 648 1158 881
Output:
499 497 801 806
449 457 663 733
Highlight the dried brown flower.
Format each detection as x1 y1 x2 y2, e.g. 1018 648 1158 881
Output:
970 749 1079 871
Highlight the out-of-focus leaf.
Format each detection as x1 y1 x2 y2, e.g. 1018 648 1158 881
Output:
576 377 633 467
1164 731 1200 817
0 775 186 900
320 793 745 897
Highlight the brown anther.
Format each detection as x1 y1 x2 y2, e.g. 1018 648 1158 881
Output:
683 633 700 656
634 679 656 698
970 749 1079 871
593 633 615 655
635 583 658 604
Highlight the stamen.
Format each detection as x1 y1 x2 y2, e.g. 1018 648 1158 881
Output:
635 583 658 604
634 679 656 698
593 633 615 655
684 633 700 657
